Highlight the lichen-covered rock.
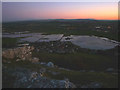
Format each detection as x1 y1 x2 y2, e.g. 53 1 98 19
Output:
2 46 34 61
8 68 76 88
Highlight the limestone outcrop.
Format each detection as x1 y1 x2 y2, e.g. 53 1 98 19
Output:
2 46 34 60
2 46 39 63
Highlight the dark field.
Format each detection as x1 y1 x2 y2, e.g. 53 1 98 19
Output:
2 19 119 41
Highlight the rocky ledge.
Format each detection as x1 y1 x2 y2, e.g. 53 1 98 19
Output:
2 45 76 88
2 45 40 63
3 67 76 88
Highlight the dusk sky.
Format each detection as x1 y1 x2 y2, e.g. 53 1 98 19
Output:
2 2 118 22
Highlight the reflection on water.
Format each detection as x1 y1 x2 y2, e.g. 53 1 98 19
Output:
71 35 118 50
2 33 119 50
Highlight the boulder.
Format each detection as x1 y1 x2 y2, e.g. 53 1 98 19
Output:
2 46 34 61
8 68 77 88
47 62 54 67
64 78 76 88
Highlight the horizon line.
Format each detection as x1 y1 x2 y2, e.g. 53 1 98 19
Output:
2 18 119 23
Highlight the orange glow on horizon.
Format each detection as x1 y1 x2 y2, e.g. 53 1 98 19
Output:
31 3 118 20
3 2 118 21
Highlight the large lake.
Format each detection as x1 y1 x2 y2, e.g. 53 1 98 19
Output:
3 32 119 50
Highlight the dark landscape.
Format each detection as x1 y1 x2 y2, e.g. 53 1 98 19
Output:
2 1 119 88
2 19 119 88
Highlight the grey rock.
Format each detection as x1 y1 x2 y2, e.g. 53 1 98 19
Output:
47 62 54 67
9 68 76 88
